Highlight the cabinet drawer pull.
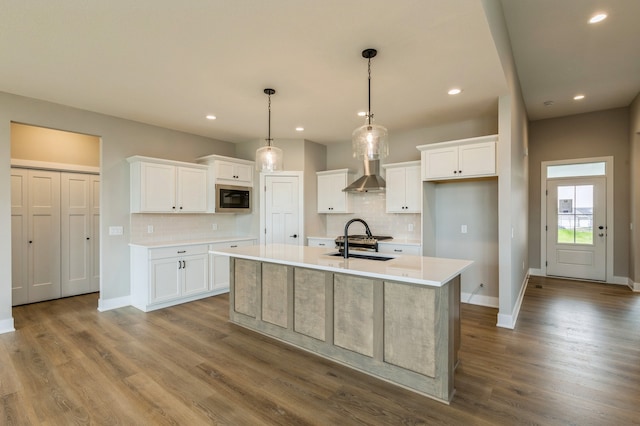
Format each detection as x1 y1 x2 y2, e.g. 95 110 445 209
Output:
177 250 186 254
319 243 326 246
394 249 403 252
230 245 238 248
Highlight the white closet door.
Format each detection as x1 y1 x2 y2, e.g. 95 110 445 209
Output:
11 169 29 305
28 170 61 303
61 173 100 297
90 175 100 292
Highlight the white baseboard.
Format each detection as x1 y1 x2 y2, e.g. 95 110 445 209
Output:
98 295 131 312
609 275 629 286
528 268 544 276
496 273 529 330
0 317 16 334
461 292 498 308
628 278 640 292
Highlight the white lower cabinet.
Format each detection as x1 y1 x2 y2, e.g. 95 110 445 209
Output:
131 244 210 312
307 237 336 248
378 242 422 256
209 239 257 292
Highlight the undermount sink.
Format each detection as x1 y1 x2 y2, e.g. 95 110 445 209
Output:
325 252 394 261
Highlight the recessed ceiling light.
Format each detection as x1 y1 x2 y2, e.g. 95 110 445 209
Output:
573 94 585 100
205 115 217 120
589 13 607 24
357 111 367 117
448 88 462 95
295 127 304 132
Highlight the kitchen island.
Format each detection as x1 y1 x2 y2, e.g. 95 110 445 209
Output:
209 244 472 403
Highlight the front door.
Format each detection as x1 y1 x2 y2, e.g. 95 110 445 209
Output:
263 174 302 245
546 177 606 280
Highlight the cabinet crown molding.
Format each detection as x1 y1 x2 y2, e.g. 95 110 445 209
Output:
416 134 498 151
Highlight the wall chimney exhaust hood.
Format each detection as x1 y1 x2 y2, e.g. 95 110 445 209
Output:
343 159 385 192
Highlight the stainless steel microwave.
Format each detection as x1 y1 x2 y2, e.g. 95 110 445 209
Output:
215 184 252 213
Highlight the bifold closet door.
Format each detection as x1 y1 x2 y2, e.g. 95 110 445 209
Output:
11 169 61 305
61 173 100 297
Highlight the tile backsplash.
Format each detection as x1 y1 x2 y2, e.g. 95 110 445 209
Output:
325 192 421 240
130 213 237 244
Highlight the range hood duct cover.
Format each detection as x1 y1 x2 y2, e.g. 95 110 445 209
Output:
343 159 386 192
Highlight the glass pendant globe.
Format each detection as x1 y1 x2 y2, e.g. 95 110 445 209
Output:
255 145 283 172
352 120 389 160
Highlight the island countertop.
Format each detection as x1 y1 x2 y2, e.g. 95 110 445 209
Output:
209 243 472 287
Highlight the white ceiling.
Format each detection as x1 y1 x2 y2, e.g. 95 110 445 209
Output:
0 1 638 144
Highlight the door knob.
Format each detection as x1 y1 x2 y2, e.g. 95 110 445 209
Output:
290 234 298 238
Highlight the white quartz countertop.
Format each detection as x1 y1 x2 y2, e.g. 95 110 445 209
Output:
306 236 422 246
129 236 257 248
210 244 472 287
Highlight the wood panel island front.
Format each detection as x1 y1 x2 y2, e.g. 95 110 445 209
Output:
209 244 472 403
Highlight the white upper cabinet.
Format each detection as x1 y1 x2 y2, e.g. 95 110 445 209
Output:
417 135 497 181
197 154 254 187
383 161 421 213
317 169 354 213
128 156 208 213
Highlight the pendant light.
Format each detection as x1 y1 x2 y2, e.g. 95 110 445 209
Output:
352 48 388 160
255 88 283 172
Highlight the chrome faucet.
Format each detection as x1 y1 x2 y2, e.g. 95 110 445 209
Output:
343 218 373 259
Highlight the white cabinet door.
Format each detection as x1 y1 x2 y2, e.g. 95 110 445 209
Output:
182 254 209 296
150 257 181 304
458 142 496 177
404 166 422 212
317 171 350 213
385 167 408 213
176 166 207 212
423 147 458 180
140 162 176 212
418 136 497 181
215 160 253 186
385 164 421 213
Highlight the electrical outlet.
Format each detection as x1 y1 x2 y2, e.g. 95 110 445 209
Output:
408 223 414 232
147 225 154 234
211 223 218 231
461 225 467 234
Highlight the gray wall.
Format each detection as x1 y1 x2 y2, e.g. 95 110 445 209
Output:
0 91 234 322
630 94 640 282
482 0 530 327
528 108 630 277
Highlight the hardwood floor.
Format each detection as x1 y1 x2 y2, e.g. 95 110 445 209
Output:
1 276 639 425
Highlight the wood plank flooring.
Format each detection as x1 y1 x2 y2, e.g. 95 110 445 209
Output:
1 276 639 425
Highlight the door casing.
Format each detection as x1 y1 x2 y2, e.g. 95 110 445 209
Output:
540 156 614 283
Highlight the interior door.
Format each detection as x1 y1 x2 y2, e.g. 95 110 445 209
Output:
28 170 61 302
264 175 301 245
546 177 606 280
61 173 93 297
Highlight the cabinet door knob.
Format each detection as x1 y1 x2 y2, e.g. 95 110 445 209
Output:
459 170 462 174
453 170 457 174
290 234 298 238
172 206 176 209
86 237 90 240
29 240 33 244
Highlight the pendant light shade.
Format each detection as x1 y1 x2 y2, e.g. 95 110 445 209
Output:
352 48 389 160
256 88 283 172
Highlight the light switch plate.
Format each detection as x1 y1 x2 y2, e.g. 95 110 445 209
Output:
109 226 123 236
461 225 467 234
